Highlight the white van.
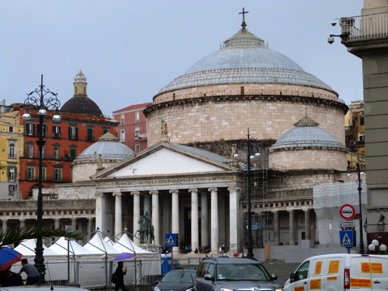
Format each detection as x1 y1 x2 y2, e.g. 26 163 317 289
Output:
283 253 388 291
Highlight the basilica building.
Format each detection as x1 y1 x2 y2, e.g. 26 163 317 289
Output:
1 12 364 260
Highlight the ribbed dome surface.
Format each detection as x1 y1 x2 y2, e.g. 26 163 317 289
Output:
78 132 134 160
61 96 104 116
158 27 333 95
271 115 347 150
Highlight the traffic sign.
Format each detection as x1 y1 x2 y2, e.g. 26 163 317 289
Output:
165 233 178 247
340 230 356 248
340 204 356 220
341 220 355 230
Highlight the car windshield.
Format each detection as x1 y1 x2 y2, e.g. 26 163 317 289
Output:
216 263 271 281
162 271 195 283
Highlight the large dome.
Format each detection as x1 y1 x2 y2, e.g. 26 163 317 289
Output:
158 27 334 95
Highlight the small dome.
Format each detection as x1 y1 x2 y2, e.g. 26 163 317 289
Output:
61 71 104 116
157 27 334 95
271 115 347 150
77 132 134 160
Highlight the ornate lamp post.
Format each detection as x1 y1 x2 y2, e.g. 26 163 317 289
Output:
23 75 61 282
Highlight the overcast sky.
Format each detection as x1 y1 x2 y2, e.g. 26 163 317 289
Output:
1 0 363 118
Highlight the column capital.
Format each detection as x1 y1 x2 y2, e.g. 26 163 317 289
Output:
131 191 140 196
169 189 179 194
149 190 159 195
189 188 198 193
228 187 241 193
208 187 218 192
95 192 104 198
113 192 122 197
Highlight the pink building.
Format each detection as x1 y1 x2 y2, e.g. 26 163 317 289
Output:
113 103 151 153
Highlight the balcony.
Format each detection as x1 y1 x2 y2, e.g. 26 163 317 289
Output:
340 12 388 41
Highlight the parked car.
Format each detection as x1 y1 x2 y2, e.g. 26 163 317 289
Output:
154 269 197 291
283 253 388 291
194 257 282 291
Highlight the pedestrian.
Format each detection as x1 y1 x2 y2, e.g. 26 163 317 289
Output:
18 259 40 285
113 261 127 291
1 266 24 287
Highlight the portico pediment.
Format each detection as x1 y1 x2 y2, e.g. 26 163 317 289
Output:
92 142 236 180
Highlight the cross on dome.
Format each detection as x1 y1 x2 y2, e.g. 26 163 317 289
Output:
239 7 249 29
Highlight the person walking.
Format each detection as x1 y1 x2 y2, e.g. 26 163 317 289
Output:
18 259 40 285
113 261 127 291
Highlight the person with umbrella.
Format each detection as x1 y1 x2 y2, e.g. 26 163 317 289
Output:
0 266 24 287
112 261 127 291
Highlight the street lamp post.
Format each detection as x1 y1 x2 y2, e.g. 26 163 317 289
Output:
246 129 253 259
357 161 365 254
23 75 61 282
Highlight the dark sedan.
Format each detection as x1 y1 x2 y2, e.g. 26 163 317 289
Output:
154 269 196 291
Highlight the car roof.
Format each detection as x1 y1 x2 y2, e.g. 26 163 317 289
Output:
167 269 197 273
201 257 260 264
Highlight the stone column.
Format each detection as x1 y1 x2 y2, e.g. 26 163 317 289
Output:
201 191 208 248
209 187 219 253
228 187 241 254
144 193 151 216
113 191 123 238
87 218 93 240
54 218 60 230
131 191 141 244
2 219 7 233
150 190 159 244
305 209 311 240
71 218 77 230
273 210 280 245
20 219 25 229
95 192 104 232
288 209 295 245
170 189 179 253
189 188 199 251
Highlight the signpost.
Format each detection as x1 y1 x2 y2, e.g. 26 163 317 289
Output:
65 225 74 283
165 233 178 270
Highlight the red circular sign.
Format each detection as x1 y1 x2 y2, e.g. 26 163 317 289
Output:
340 204 356 220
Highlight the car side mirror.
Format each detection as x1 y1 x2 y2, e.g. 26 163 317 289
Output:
204 274 213 280
289 273 297 283
271 274 278 280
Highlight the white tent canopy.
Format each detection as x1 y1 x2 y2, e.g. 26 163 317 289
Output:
49 237 94 256
83 232 120 255
113 233 153 254
14 239 59 257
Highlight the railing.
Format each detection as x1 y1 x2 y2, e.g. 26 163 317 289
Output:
341 12 388 41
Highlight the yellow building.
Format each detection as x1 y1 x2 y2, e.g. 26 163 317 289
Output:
0 110 24 200
345 100 365 155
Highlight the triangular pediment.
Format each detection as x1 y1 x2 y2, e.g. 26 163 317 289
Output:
92 142 236 180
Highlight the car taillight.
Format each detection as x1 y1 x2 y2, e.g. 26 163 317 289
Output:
344 268 350 289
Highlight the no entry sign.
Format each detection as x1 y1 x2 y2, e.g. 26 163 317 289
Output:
340 204 356 220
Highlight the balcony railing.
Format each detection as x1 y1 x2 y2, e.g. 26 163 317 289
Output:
341 12 388 41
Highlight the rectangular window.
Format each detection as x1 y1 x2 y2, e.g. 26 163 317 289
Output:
121 114 125 125
53 146 60 159
103 128 108 134
8 141 16 158
87 128 93 141
53 168 62 182
41 167 47 181
27 166 35 180
8 167 16 182
135 112 140 123
135 144 140 153
69 126 78 140
8 185 15 196
52 125 61 138
120 129 125 142
27 144 34 158
26 123 34 135
9 126 13 133
70 148 77 161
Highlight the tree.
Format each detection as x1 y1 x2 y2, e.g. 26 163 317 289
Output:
0 227 83 248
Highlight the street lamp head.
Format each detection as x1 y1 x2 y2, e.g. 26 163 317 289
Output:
23 112 31 120
368 243 376 252
38 108 47 115
380 244 387 252
52 108 61 122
